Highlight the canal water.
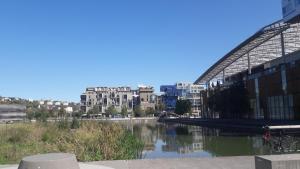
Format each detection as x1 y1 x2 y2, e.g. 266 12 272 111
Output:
127 120 300 159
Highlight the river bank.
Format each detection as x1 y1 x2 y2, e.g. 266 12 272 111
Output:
160 118 300 133
0 121 143 164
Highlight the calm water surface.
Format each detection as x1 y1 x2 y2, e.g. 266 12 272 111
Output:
125 120 300 159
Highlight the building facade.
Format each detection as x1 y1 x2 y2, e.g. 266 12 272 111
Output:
38 100 76 114
81 87 133 114
0 104 26 122
160 83 204 115
160 85 178 111
138 86 156 111
200 49 300 120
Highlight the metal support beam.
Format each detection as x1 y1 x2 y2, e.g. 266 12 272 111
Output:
281 32 286 57
247 53 252 75
222 69 225 83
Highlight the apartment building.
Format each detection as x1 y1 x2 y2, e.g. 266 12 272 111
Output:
81 87 133 114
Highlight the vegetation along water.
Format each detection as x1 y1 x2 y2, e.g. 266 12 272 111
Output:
0 120 143 164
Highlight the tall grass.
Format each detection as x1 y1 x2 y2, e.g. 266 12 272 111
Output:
0 121 144 164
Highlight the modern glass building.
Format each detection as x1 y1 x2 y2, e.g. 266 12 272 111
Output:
195 1 300 120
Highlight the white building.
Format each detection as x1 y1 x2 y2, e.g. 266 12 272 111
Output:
65 107 73 114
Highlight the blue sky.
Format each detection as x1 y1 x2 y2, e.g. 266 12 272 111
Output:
0 0 282 102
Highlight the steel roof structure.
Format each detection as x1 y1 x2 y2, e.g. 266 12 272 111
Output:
195 19 300 84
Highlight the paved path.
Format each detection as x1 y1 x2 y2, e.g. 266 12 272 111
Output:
1 156 255 169
0 164 113 169
89 156 255 169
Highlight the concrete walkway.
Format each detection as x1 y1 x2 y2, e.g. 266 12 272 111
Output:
1 156 255 169
89 156 255 169
0 163 113 169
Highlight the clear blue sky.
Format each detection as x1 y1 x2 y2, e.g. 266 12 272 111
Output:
0 0 282 102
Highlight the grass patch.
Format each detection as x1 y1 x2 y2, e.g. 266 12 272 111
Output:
0 121 144 164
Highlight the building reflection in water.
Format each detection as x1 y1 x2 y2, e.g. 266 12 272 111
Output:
127 120 300 158
161 125 203 154
132 120 158 153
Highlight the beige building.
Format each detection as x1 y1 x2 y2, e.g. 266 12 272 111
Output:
138 86 156 111
81 87 133 114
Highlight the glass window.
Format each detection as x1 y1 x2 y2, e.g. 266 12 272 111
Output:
279 96 284 119
255 79 259 94
284 95 289 119
275 96 279 119
267 97 272 119
271 97 275 119
289 95 293 107
289 95 295 119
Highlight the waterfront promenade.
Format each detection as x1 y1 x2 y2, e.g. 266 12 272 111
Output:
1 156 255 169
90 156 254 169
161 118 300 133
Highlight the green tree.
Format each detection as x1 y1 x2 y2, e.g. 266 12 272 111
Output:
156 103 166 112
25 107 35 121
106 106 118 117
35 110 49 122
133 105 145 117
71 117 80 129
73 110 84 118
87 105 100 118
175 100 192 116
58 107 66 119
26 101 40 121
121 106 128 118
145 107 155 117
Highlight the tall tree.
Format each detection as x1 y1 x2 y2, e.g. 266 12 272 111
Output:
87 105 100 118
133 105 145 117
156 103 166 112
121 106 128 118
145 107 155 117
175 100 192 116
106 106 118 117
58 107 66 119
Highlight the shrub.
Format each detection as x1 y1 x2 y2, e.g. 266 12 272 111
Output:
71 118 80 129
0 122 144 164
7 127 29 143
57 120 69 130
